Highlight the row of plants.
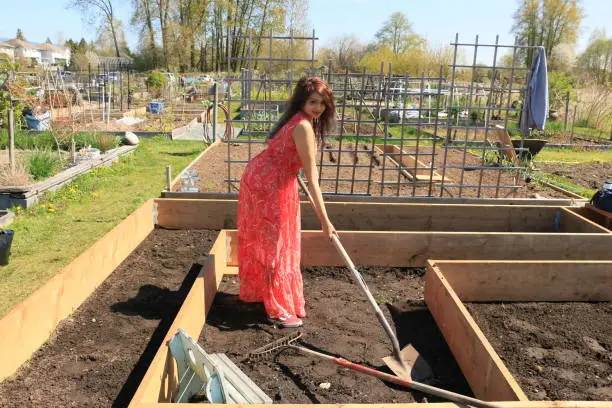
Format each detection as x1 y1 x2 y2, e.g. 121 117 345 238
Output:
0 131 119 152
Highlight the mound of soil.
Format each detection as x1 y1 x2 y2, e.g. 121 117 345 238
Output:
0 229 218 408
536 161 611 191
467 302 612 401
199 266 472 404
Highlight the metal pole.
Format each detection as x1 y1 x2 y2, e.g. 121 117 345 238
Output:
166 166 172 191
8 107 15 171
212 83 218 142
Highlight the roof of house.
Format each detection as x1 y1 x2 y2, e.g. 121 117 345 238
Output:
4 38 68 52
0 41 15 49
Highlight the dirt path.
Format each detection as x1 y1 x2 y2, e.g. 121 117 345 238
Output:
467 302 612 401
536 161 611 191
0 229 218 408
184 141 569 198
199 266 472 404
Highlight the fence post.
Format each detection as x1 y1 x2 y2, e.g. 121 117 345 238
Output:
212 83 218 142
8 107 15 171
569 105 577 144
563 91 570 132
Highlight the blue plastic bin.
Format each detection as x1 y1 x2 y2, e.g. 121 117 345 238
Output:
25 112 51 130
148 101 164 114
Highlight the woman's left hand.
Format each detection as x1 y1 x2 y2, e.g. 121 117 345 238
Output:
322 221 337 241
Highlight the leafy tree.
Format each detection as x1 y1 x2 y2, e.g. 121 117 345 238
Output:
68 0 123 57
374 12 425 56
45 37 53 44
511 0 583 69
578 29 612 84
16 29 26 41
317 35 364 71
548 71 575 111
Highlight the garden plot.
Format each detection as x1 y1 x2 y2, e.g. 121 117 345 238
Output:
425 260 612 402
1 199 611 408
535 161 611 191
0 228 218 408
175 141 572 199
198 267 471 404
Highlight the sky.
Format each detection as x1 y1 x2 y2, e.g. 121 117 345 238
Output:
0 0 609 61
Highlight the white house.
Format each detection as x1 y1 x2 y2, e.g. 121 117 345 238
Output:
0 41 15 61
2 38 71 66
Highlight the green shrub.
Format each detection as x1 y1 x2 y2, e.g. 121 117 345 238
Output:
27 150 62 180
94 134 120 152
145 72 168 97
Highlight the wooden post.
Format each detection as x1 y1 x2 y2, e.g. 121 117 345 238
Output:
212 83 218 142
569 105 577 144
166 166 172 191
8 107 15 171
563 91 570 132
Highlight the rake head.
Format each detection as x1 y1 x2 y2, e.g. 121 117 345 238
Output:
248 331 303 361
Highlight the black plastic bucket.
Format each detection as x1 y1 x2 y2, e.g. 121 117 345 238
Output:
0 230 14 266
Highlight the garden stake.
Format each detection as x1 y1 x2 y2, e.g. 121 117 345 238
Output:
297 175 432 382
250 331 500 408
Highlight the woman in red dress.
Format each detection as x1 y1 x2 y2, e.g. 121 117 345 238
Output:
237 77 337 328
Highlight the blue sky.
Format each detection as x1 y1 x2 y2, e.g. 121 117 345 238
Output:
0 0 609 58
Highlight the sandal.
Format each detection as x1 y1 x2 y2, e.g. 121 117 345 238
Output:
267 314 303 328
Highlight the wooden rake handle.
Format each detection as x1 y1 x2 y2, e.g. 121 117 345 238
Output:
296 175 406 370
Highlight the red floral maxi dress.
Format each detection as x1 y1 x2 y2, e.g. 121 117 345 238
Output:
237 111 308 319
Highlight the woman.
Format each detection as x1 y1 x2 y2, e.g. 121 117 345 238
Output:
237 77 337 328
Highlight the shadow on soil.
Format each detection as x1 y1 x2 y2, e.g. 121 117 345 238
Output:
387 300 474 400
204 291 268 330
110 262 202 407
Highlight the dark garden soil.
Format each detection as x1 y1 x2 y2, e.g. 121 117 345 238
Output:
0 228 218 408
184 141 569 199
536 161 611 191
198 266 473 404
467 302 612 401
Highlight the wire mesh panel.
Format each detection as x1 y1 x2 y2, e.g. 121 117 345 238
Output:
223 32 542 198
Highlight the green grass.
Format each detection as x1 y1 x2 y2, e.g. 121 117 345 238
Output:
534 148 612 163
0 137 204 318
530 170 597 199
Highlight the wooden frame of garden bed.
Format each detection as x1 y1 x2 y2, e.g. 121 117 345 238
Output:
1 198 610 407
424 259 612 403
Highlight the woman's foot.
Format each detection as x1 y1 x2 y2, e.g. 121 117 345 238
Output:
267 314 303 328
296 312 307 318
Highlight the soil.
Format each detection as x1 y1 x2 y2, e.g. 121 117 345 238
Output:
467 302 612 401
78 114 194 133
0 228 218 408
184 140 570 198
199 266 473 404
536 161 612 190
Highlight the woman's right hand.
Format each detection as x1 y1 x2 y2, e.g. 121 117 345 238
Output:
322 220 337 241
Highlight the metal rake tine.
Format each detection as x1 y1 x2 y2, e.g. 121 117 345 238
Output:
248 331 303 360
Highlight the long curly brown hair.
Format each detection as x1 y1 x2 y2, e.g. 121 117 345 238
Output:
268 76 335 145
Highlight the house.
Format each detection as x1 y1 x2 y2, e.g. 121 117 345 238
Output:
1 38 71 66
0 41 15 61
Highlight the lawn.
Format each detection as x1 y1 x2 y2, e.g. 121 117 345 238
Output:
534 148 612 163
0 137 205 318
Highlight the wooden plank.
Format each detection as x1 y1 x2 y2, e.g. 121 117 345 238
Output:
226 230 612 267
161 191 578 206
429 260 612 302
155 198 596 233
559 207 611 233
137 402 612 408
0 199 155 382
129 230 232 406
424 263 528 401
375 144 447 182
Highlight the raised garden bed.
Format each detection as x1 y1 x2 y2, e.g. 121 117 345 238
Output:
467 301 611 401
0 145 137 209
199 266 471 404
0 228 217 408
0 199 610 408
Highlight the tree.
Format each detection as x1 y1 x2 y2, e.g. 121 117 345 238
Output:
374 12 425 56
68 0 123 57
317 35 364 71
578 29 612 84
131 0 158 68
16 29 26 41
45 37 53 44
511 0 583 68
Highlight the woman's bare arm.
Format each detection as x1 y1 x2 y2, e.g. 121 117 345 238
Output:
293 121 336 239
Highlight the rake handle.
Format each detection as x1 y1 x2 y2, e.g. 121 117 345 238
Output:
296 175 406 370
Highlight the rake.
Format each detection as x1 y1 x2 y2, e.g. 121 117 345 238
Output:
249 331 500 408
296 174 430 382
